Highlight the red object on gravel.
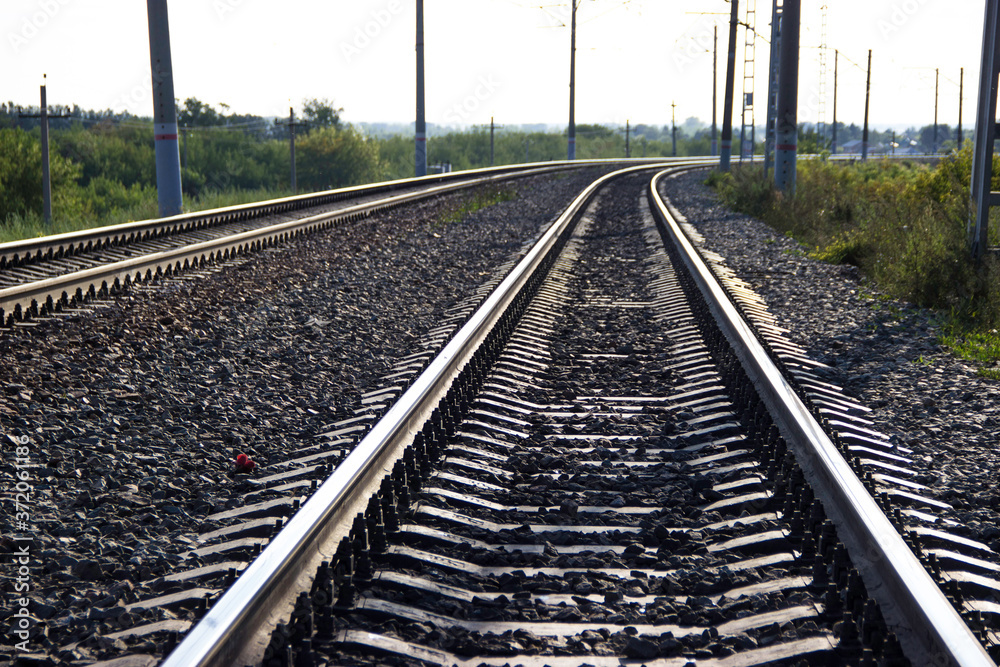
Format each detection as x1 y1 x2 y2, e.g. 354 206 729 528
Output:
234 453 257 473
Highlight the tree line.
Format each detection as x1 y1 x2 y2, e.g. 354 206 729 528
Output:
0 97 957 229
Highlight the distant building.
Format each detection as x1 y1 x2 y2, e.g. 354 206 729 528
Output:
840 139 864 154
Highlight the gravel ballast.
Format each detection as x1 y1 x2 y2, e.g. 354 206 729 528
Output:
0 167 613 665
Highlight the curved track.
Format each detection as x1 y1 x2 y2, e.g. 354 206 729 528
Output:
144 164 993 667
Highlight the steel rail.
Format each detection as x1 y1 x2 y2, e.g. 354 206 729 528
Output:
647 169 993 667
0 158 696 272
157 161 720 667
0 161 696 326
0 163 544 269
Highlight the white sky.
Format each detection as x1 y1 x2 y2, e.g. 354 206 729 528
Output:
2 1 985 132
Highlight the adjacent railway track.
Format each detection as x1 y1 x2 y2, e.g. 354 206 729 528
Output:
0 160 668 328
140 164 995 667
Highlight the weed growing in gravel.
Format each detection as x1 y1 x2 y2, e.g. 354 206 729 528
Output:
440 185 517 226
707 146 1000 375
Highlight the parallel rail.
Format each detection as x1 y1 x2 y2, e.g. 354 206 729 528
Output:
0 158 695 272
158 162 688 666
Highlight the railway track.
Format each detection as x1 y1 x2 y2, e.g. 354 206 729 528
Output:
0 160 647 328
140 164 995 667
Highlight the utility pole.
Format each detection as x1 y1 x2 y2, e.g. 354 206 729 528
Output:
289 108 298 194
818 5 828 145
672 102 678 157
568 0 578 160
862 49 871 160
970 0 1000 258
625 120 631 158
147 0 184 217
933 67 939 154
19 76 69 226
40 83 53 226
290 109 297 193
720 0 739 171
479 117 503 167
774 0 799 194
277 108 306 194
764 0 782 179
712 25 718 155
958 67 964 150
831 49 838 154
415 0 427 176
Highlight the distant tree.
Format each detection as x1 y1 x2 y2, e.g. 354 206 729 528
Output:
302 98 343 130
918 124 952 153
0 128 82 221
297 126 380 190
178 98 222 127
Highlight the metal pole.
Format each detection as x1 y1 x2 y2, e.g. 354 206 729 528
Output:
712 25 718 156
764 0 781 179
832 49 838 154
774 0 799 194
970 0 1000 258
182 126 188 170
490 116 495 166
625 120 630 158
933 68 939 153
568 0 577 160
289 107 297 194
672 101 678 157
958 67 964 150
415 0 427 177
720 0 739 171
40 81 52 226
147 0 184 217
862 49 871 161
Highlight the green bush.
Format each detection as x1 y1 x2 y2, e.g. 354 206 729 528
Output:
711 154 977 312
708 146 1000 373
297 126 381 190
0 127 82 221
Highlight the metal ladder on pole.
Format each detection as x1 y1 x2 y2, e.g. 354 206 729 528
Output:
740 0 756 161
763 0 783 177
970 0 1000 259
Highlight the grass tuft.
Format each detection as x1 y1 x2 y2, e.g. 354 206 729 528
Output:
440 185 517 225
